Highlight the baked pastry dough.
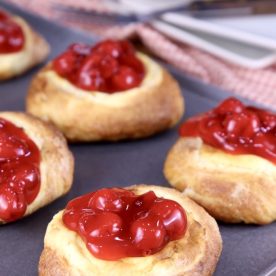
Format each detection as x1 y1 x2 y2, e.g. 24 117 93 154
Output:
164 137 276 224
26 51 184 142
39 185 222 276
0 13 49 80
0 112 74 223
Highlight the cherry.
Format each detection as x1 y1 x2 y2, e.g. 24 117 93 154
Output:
253 108 276 131
67 192 93 210
111 66 142 91
63 193 94 230
0 10 8 20
0 16 24 53
98 55 119 79
76 53 119 90
79 212 122 238
7 24 23 49
0 185 26 222
88 188 133 213
197 117 227 149
0 131 30 161
132 191 157 220
120 54 144 74
242 112 261 137
10 162 40 203
120 40 135 55
87 238 129 261
216 98 244 115
254 132 276 152
150 199 187 239
63 209 82 231
53 51 76 77
77 68 105 91
93 40 124 58
131 213 166 253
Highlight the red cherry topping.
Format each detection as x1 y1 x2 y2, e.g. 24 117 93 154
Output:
79 212 122 239
0 186 26 221
131 213 166 254
88 188 133 213
62 188 187 260
0 10 8 20
53 40 145 93
180 97 276 163
111 66 142 91
0 9 25 53
215 97 244 114
52 51 77 78
0 118 40 222
150 198 187 240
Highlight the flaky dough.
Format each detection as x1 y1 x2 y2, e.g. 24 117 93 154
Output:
0 16 49 80
39 185 222 276
164 137 276 224
26 53 184 141
0 112 74 223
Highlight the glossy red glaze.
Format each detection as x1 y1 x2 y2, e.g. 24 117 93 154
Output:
0 9 25 53
180 97 276 163
0 118 40 222
62 188 187 260
53 40 145 93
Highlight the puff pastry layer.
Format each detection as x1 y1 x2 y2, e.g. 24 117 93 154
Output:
0 112 74 223
0 15 49 80
164 137 276 224
26 53 184 141
39 185 222 276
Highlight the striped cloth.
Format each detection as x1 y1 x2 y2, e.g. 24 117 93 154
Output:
5 0 276 109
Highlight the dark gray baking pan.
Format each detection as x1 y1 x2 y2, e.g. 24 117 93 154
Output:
0 2 275 275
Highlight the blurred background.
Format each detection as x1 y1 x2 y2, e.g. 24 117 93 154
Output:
3 0 276 108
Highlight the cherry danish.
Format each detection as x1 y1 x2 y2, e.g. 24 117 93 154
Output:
39 185 222 276
165 98 276 224
0 112 74 224
27 39 184 141
0 9 49 80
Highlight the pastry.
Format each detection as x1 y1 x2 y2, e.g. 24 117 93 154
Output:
39 185 222 276
164 97 276 224
0 112 74 223
0 9 49 80
26 39 184 141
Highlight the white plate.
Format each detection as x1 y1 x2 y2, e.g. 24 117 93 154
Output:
152 18 276 69
162 13 276 50
118 0 192 15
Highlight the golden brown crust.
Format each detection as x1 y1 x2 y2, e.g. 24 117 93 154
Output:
164 137 276 224
0 112 74 223
0 16 49 80
39 185 222 276
26 54 184 141
39 248 70 276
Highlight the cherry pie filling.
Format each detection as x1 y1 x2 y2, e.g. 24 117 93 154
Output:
0 118 40 222
0 9 25 53
63 187 187 260
180 97 276 163
53 40 145 93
